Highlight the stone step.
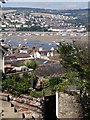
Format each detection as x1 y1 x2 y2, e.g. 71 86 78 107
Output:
2 101 14 112
1 112 22 118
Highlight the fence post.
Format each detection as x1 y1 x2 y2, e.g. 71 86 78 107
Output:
56 91 59 119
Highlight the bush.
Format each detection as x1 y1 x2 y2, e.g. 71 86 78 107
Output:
30 90 43 98
48 76 62 88
2 74 31 96
24 60 38 70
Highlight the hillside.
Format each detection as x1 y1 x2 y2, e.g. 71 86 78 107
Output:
2 7 89 26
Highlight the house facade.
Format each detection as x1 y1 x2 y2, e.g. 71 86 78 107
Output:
0 45 7 73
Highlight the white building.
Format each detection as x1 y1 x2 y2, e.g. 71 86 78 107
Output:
0 45 7 73
16 24 22 28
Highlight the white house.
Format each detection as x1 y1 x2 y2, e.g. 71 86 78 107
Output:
0 45 7 73
38 50 54 57
23 25 28 28
12 66 33 72
16 24 22 28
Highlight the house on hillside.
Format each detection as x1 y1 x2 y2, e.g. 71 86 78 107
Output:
38 50 54 57
19 47 29 54
0 45 7 73
15 53 31 60
38 47 54 58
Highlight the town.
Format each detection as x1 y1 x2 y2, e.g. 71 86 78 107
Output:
0 39 61 75
0 2 90 120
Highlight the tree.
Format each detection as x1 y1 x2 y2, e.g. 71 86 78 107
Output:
30 71 38 89
24 60 39 89
57 42 89 80
24 60 38 70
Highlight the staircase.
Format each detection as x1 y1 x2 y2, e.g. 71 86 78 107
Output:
0 92 42 119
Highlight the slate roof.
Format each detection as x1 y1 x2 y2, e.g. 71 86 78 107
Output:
5 55 17 61
14 53 30 58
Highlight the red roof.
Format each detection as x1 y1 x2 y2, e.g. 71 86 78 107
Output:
39 50 52 53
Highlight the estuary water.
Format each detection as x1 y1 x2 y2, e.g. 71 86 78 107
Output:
5 39 57 50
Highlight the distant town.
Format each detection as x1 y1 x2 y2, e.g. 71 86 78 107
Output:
1 7 88 32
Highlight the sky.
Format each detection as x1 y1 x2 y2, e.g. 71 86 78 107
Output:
1 0 90 10
5 0 90 2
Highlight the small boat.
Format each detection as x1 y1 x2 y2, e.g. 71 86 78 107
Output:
49 43 52 46
56 42 59 45
24 39 27 41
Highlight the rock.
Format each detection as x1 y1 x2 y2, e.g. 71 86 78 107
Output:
58 92 83 118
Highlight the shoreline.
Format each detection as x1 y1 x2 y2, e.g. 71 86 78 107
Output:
2 35 88 43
